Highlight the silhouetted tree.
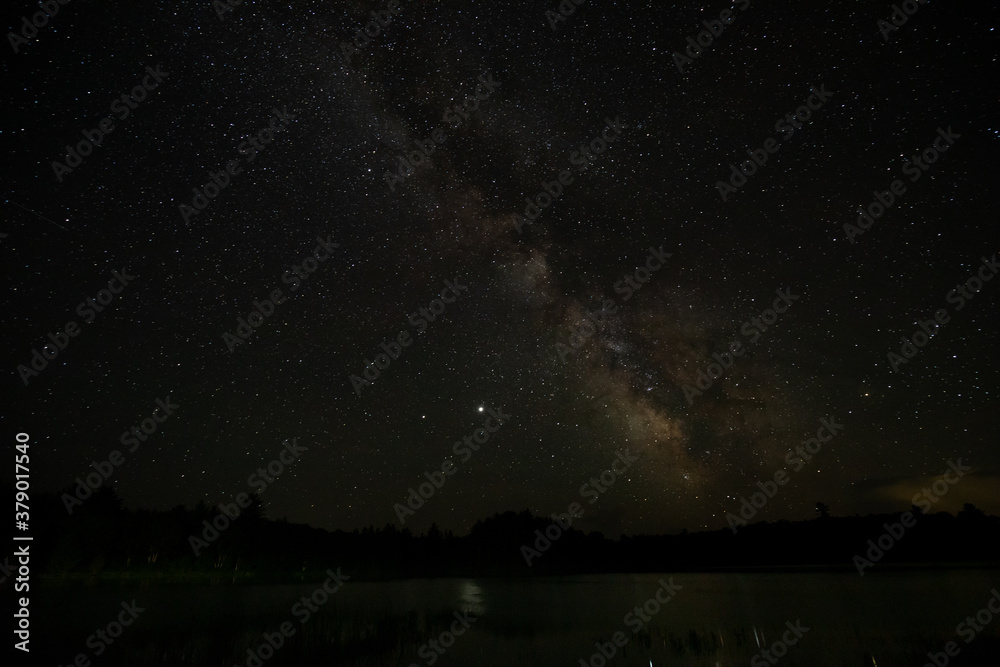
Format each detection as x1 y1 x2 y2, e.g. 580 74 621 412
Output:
242 493 265 522
20 487 1000 581
958 503 986 520
427 523 443 541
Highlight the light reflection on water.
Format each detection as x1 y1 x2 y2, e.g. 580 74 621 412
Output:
32 570 1000 666
458 579 485 615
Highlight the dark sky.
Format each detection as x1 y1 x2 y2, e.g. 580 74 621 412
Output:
4 0 998 538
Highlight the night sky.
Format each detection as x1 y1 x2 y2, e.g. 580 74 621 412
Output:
4 0 998 538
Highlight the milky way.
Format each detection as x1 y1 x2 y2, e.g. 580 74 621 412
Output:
4 0 998 537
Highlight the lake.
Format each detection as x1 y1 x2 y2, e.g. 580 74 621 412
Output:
33 569 1000 666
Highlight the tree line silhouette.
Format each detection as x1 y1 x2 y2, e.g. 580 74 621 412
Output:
10 484 999 583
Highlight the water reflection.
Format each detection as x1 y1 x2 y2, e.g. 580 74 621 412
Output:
457 579 485 615
32 571 1000 666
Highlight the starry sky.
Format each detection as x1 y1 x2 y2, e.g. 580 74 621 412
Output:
4 0 999 537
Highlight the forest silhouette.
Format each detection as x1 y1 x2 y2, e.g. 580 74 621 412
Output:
13 484 999 583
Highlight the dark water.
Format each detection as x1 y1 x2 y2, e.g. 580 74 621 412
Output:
34 570 1000 666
